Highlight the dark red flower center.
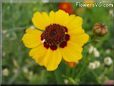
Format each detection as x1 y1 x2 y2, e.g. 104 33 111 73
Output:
41 24 70 50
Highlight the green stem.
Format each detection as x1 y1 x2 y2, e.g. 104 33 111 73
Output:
75 52 89 79
4 27 44 32
68 77 76 84
91 71 101 84
54 70 63 84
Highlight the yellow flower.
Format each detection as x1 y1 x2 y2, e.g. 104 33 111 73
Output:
22 10 89 71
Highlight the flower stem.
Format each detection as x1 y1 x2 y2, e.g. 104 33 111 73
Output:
75 52 89 79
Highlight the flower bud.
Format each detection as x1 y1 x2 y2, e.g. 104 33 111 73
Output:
64 79 69 84
88 45 94 54
67 62 77 68
93 48 100 58
94 61 100 68
104 57 113 66
93 23 108 36
88 62 96 70
3 68 9 76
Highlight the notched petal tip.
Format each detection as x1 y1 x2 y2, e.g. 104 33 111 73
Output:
46 65 58 71
76 16 83 24
57 9 69 15
84 33 90 43
33 11 41 17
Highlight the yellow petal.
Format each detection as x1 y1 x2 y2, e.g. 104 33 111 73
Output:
39 48 62 71
68 27 84 35
46 49 62 71
30 46 62 71
64 14 76 25
70 33 89 46
29 44 47 66
60 41 83 62
32 12 51 30
53 10 69 26
68 16 83 26
22 28 41 48
66 16 83 30
49 11 55 24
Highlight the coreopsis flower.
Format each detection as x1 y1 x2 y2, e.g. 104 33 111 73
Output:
58 2 74 14
22 10 89 71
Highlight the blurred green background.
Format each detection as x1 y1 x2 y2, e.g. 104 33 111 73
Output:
2 1 114 85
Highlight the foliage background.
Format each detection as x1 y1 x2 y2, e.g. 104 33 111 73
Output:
2 0 114 84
